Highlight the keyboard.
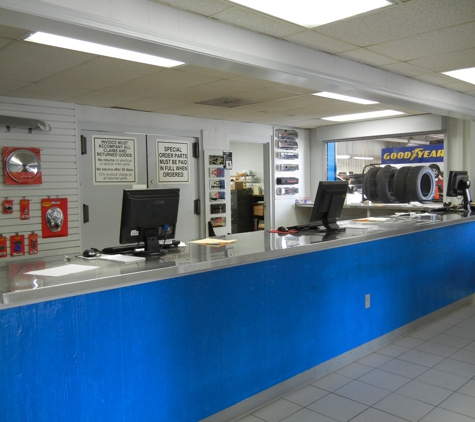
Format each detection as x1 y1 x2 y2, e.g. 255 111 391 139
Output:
102 245 138 254
287 222 322 231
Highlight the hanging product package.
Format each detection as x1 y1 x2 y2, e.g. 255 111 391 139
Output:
41 198 68 238
3 147 42 185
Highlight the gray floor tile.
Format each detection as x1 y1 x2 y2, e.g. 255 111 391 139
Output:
422 321 452 334
379 358 429 379
444 326 475 341
439 392 475 418
450 348 475 365
252 399 302 422
465 341 475 352
430 333 473 349
334 362 373 379
311 373 353 392
396 379 453 406
456 317 475 330
373 392 434 422
407 328 439 341
334 380 390 406
284 385 328 407
392 335 425 349
415 368 471 391
358 368 411 391
433 358 475 378
420 407 475 422
457 379 475 398
350 408 409 422
307 393 367 422
281 408 338 422
397 349 445 367
235 415 266 422
356 352 393 368
376 344 410 358
415 340 459 357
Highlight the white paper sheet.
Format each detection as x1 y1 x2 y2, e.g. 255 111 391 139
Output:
25 264 99 277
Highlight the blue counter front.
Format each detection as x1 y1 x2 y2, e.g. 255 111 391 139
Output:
1 215 475 422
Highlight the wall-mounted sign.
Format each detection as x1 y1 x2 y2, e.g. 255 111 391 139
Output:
382 145 444 164
93 136 137 184
157 141 189 182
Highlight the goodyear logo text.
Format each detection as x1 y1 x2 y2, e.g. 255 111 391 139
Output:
382 145 443 164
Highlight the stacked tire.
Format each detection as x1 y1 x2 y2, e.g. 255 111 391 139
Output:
363 165 436 203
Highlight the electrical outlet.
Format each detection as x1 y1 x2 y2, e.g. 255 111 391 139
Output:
365 294 371 309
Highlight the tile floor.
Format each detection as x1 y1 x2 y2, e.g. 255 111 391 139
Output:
234 303 475 422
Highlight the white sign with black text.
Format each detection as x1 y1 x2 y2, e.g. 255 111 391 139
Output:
157 141 189 182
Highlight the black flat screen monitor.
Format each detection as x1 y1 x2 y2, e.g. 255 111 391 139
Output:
119 188 180 255
445 170 471 211
309 181 348 232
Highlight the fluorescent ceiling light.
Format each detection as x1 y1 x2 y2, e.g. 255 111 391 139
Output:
313 91 378 105
322 110 405 122
25 32 184 68
442 67 475 86
228 0 393 28
336 154 351 159
353 156 374 160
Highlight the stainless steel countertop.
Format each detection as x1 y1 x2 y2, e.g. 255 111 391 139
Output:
1 212 472 309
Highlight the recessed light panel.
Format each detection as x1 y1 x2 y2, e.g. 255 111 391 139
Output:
228 0 393 28
322 110 404 122
443 67 475 86
25 32 184 68
313 91 378 105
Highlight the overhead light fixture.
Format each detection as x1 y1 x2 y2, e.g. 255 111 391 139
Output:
442 67 475 86
322 110 405 122
313 92 378 105
353 156 374 160
228 0 393 28
25 32 184 68
336 154 351 159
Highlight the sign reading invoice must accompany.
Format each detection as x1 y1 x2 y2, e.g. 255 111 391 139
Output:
158 141 189 182
93 136 137 184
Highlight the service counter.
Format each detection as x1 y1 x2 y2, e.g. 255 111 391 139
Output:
2 212 475 422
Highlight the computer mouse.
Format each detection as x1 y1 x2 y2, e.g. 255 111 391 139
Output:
83 249 99 258
277 226 289 232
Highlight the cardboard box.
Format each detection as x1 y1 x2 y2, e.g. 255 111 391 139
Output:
254 204 264 216
234 181 244 190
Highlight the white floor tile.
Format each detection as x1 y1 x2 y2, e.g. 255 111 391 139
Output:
429 333 473 349
457 379 475 398
373 393 434 422
450 348 475 365
356 352 393 368
419 407 475 422
395 379 453 406
281 408 338 422
439 392 475 418
392 335 425 349
433 358 475 378
307 393 367 422
235 415 266 422
397 349 445 367
334 362 373 379
334 380 390 406
350 408 409 422
422 321 452 334
284 385 328 407
414 340 459 357
379 358 428 379
444 326 475 341
357 368 411 391
415 368 471 391
376 344 410 358
407 328 439 341
465 341 475 352
252 399 302 422
311 373 353 392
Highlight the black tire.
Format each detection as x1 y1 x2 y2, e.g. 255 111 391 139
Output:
429 164 441 178
376 165 397 203
393 166 412 203
406 166 436 201
363 167 381 201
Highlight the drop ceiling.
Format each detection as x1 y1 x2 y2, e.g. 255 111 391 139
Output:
0 0 474 129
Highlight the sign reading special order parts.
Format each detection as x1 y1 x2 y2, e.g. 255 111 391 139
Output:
157 141 189 183
93 136 137 184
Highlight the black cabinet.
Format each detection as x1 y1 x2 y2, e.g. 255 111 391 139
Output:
231 189 254 233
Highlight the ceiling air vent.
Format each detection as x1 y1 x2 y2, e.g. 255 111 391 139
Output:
196 97 259 108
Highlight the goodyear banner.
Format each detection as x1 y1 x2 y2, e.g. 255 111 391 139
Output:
381 145 443 164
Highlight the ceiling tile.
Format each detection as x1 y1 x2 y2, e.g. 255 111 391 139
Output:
8 82 92 101
413 73 457 85
149 0 233 17
236 87 302 103
317 0 475 47
66 90 147 107
339 48 398 67
179 64 240 79
408 48 475 73
284 30 356 54
441 80 475 93
113 96 187 112
367 22 475 61
380 62 427 77
0 78 31 94
0 24 30 40
0 37 11 49
212 6 302 38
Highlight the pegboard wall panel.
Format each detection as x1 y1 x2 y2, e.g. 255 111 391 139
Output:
0 97 80 262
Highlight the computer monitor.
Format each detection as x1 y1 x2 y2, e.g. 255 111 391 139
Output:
119 188 180 255
445 170 471 211
309 181 348 232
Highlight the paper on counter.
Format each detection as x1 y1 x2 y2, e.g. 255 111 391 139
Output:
190 238 236 246
25 264 99 277
99 254 145 263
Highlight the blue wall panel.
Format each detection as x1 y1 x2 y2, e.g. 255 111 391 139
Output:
1 222 475 421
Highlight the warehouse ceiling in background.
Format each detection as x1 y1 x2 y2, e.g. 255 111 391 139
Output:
0 0 474 129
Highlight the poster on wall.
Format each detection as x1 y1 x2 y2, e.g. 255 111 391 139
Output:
41 198 68 238
93 136 137 184
157 141 189 182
